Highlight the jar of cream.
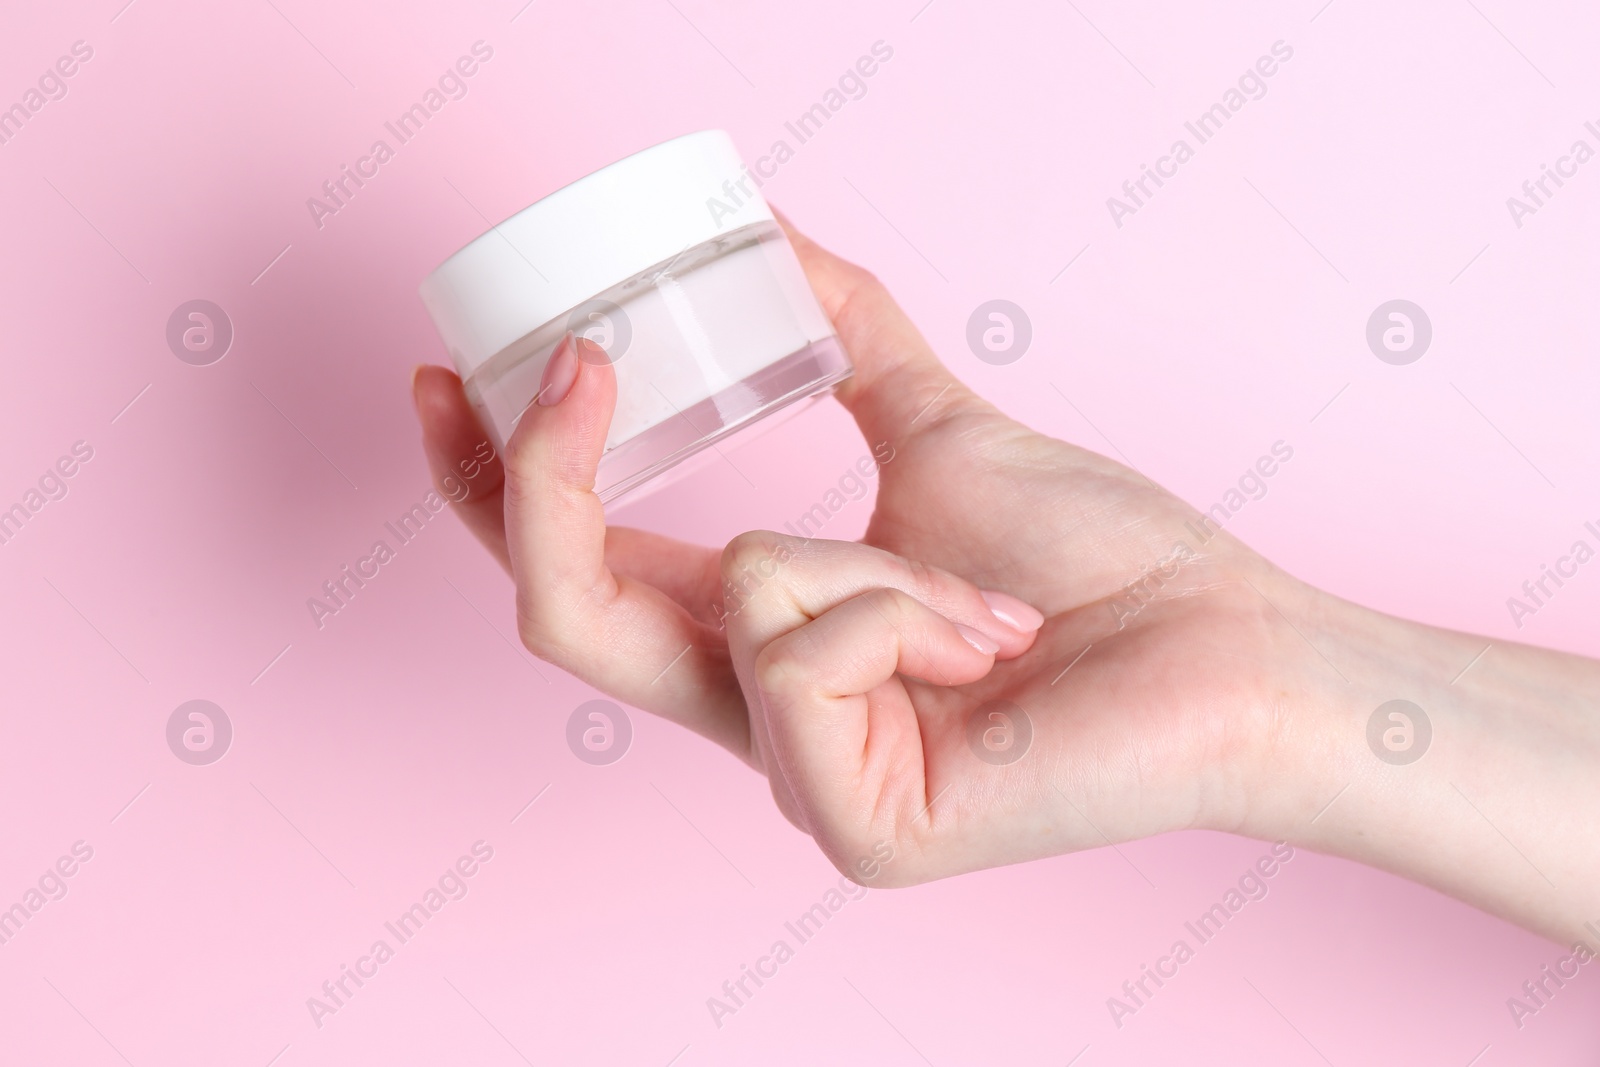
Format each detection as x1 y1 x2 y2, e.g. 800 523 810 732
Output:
419 130 852 503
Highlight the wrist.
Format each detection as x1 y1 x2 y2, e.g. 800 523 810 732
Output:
1235 570 1600 943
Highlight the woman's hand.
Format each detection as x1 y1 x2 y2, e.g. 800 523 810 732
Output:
411 213 1297 860
413 214 1600 942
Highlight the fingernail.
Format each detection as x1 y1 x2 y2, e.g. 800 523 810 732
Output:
409 364 429 417
538 332 578 406
981 590 1045 632
955 624 1000 655
572 335 612 366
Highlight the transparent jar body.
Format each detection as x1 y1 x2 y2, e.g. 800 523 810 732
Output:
462 221 851 503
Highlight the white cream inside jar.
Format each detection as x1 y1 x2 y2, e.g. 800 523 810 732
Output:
419 130 851 503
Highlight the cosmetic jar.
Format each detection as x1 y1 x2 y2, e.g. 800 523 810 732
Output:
419 130 852 503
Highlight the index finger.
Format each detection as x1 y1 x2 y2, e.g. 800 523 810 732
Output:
772 206 993 447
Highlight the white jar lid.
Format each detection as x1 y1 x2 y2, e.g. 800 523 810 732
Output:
419 129 773 376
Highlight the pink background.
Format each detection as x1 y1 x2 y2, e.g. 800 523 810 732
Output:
3 0 1598 1063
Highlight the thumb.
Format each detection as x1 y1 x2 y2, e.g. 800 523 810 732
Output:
774 208 994 448
500 331 617 623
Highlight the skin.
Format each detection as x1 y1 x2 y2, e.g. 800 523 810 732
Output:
412 212 1600 947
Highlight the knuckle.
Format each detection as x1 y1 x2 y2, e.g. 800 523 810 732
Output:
851 268 889 302
825 265 891 330
720 529 788 581
897 557 948 607
816 830 901 887
847 265 887 303
514 613 553 660
720 530 800 615
830 849 874 887
501 426 592 500
499 421 542 485
859 585 914 621
751 634 812 698
767 781 810 833
499 462 547 524
513 594 565 663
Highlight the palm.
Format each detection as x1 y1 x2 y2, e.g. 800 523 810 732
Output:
850 405 1287 876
